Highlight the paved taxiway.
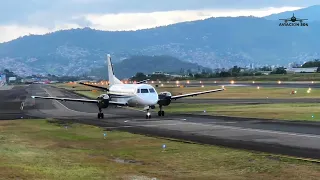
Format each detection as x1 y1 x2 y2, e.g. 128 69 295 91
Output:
2 84 320 159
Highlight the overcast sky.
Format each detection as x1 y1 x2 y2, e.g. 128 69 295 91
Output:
0 0 318 43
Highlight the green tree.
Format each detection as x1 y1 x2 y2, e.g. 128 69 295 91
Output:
271 67 287 74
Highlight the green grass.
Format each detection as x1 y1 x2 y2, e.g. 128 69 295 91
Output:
156 86 319 99
198 73 320 81
1 120 320 180
165 103 320 121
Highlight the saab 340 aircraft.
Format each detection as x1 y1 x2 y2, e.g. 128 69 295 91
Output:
32 54 224 119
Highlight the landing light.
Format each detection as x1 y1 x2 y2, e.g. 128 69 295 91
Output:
151 81 154 84
278 81 281 84
214 81 217 83
201 85 204 88
312 81 314 84
252 81 255 84
200 81 202 83
230 80 235 84
176 80 179 84
257 86 260 89
187 80 190 84
161 84 164 87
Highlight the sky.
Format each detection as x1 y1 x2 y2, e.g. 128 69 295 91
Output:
0 0 319 43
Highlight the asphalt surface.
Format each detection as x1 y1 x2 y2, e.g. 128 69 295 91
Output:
2 84 320 159
0 85 32 120
167 82 320 88
178 98 320 104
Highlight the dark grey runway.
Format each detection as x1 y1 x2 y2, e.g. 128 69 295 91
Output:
2 84 320 159
167 82 320 88
178 98 320 104
0 85 33 120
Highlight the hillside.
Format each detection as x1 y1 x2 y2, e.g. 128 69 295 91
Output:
0 6 320 76
265 5 320 21
89 55 208 79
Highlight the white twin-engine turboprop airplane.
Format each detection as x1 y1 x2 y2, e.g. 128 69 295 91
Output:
31 54 225 119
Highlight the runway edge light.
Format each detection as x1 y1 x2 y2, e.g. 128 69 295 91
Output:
162 144 166 152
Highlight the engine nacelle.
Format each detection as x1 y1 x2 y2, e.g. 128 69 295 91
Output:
158 91 172 106
97 94 110 108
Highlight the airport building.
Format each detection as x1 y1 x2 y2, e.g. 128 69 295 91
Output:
286 67 318 73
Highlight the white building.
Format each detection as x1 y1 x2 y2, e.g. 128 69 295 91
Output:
286 67 318 73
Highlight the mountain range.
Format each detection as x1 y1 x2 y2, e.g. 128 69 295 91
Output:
0 5 320 76
89 55 209 79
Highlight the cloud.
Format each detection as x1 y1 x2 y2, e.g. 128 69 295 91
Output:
0 23 81 43
0 0 316 42
69 7 304 31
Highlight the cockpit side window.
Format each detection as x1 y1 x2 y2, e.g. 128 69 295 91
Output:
141 89 149 93
149 88 155 93
137 89 140 93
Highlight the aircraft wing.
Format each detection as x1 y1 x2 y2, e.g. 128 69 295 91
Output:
79 82 109 91
31 96 127 106
171 88 225 100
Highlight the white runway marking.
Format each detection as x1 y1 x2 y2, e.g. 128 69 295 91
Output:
42 87 83 113
104 121 320 139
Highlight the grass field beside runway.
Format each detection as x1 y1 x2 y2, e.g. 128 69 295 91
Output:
165 103 320 121
56 83 320 99
1 120 319 180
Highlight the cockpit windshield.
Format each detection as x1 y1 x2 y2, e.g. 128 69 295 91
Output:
137 88 156 93
149 88 155 93
140 89 149 93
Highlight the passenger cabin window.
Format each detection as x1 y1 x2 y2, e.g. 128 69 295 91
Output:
137 89 140 93
141 89 149 93
149 88 155 93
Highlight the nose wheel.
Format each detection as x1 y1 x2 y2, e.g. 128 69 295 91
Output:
158 105 165 116
145 109 151 119
97 108 104 119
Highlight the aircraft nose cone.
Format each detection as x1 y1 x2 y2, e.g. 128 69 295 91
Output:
143 95 158 105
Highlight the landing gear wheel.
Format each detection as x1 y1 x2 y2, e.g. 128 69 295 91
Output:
145 115 151 119
97 113 104 119
158 111 165 116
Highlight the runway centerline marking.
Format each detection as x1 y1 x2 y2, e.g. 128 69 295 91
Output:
42 86 84 113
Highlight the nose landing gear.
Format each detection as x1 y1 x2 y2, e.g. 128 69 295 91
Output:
145 109 151 119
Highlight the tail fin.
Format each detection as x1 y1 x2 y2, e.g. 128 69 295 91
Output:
106 54 123 86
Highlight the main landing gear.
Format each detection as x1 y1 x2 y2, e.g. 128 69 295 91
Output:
158 105 165 116
97 107 104 119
